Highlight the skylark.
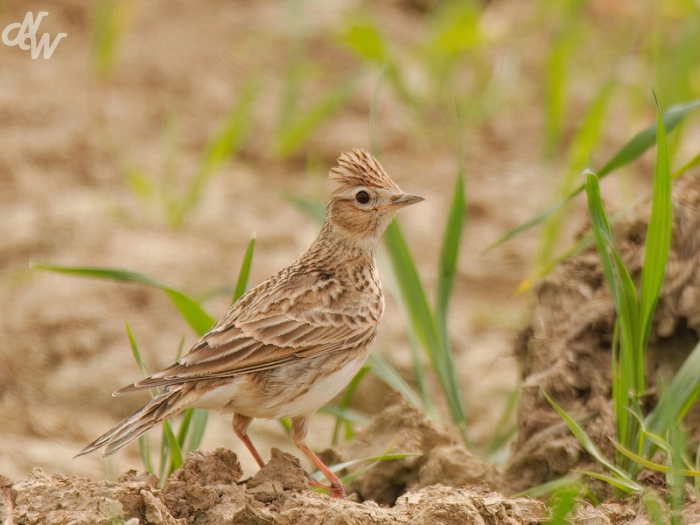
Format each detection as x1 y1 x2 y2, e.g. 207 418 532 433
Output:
78 149 423 499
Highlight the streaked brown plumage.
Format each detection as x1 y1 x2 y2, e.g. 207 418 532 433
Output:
77 149 423 498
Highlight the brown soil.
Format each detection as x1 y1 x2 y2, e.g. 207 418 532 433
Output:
505 170 700 495
6 401 700 524
3 0 700 523
3 447 547 525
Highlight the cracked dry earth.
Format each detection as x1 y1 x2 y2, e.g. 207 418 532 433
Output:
1 449 544 525
2 402 546 525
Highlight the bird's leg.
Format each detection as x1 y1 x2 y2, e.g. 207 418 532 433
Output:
233 413 265 468
291 416 347 499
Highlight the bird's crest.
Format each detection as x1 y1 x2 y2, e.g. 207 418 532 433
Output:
329 149 400 194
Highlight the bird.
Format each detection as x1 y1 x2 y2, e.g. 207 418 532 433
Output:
77 149 423 499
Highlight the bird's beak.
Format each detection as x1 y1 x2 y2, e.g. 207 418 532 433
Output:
391 193 424 208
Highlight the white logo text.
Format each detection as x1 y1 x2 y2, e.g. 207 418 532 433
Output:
2 12 67 59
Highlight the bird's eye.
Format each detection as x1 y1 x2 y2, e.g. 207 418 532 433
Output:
355 190 370 204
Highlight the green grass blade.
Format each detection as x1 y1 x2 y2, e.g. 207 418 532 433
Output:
543 389 641 489
162 419 184 478
162 289 214 336
174 336 186 361
613 248 642 396
483 99 700 253
645 340 700 439
436 172 466 330
542 34 572 159
91 0 129 78
384 220 468 443
573 470 640 493
639 429 673 456
585 171 619 307
138 435 154 474
383 221 440 354
342 19 386 62
406 331 438 417
544 480 581 525
518 193 647 292
176 409 194 450
597 99 700 177
669 429 685 525
337 453 421 485
376 254 437 416
585 170 643 428
538 79 614 265
331 365 370 445
565 80 615 181
367 353 422 409
125 321 202 473
200 78 260 174
285 196 326 223
34 264 169 288
383 220 467 436
481 197 570 254
515 477 584 499
233 236 256 304
276 0 305 135
640 490 668 525
273 78 358 158
126 322 156 474
125 166 155 203
369 64 388 155
33 264 215 336
319 406 371 426
639 95 672 351
125 321 151 379
611 440 700 477
673 150 700 179
485 387 520 459
168 78 260 227
434 169 467 427
309 452 421 483
186 409 209 452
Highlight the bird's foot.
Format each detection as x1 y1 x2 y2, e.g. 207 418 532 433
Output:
303 470 347 499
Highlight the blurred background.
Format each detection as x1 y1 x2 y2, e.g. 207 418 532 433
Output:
1 0 699 482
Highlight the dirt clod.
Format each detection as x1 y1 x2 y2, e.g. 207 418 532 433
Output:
419 444 499 489
505 171 700 494
9 413 700 523
2 448 548 525
320 395 493 504
163 448 244 520
247 448 307 494
9 468 165 525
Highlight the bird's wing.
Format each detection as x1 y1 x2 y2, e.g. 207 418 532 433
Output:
115 271 381 394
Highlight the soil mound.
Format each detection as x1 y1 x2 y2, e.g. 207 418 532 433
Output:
505 171 700 493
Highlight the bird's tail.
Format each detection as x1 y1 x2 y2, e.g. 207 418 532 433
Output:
76 384 201 457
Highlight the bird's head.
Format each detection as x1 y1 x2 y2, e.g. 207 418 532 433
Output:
324 149 423 250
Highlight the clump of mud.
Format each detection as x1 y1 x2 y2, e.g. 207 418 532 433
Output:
6 397 700 523
2 434 543 525
505 170 700 493
320 393 499 504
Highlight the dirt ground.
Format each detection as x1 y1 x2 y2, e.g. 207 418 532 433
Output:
2 0 700 523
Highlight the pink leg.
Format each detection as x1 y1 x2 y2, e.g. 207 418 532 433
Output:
291 416 347 499
233 413 265 468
